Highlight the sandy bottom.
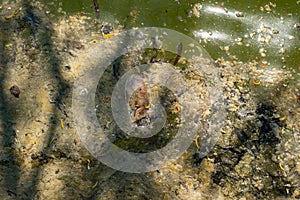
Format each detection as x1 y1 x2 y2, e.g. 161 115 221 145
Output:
0 1 299 199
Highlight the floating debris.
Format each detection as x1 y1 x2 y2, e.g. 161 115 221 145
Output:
261 60 268 68
294 23 300 31
235 12 244 17
93 0 100 19
173 102 181 113
279 47 286 54
251 79 261 86
103 33 114 39
101 24 114 39
264 4 272 12
87 159 91 170
173 42 183 66
126 75 150 122
10 85 20 98
89 39 97 44
92 181 98 189
49 137 56 145
235 37 243 45
101 24 113 35
195 135 200 149
5 7 22 20
189 3 202 18
272 29 279 34
60 119 65 129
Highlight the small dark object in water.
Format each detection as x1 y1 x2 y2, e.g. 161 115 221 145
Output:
294 23 300 31
112 57 121 79
173 42 183 66
93 0 100 19
295 92 300 103
150 48 158 63
22 15 40 26
101 24 113 35
10 85 20 98
193 152 205 166
150 37 159 63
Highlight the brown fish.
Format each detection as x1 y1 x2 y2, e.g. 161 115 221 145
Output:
126 75 150 122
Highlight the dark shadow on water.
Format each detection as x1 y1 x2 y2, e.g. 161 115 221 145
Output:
89 31 168 200
210 102 292 199
16 0 70 198
2 1 193 199
0 15 20 199
90 171 165 200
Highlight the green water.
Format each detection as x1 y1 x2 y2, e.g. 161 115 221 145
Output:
45 0 299 71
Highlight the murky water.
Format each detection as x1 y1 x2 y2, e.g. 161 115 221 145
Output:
0 0 299 199
44 0 300 72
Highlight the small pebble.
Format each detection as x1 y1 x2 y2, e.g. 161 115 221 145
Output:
272 29 279 34
101 24 113 35
235 12 244 17
10 85 20 98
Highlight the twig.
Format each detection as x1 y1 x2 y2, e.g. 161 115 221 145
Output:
93 0 100 19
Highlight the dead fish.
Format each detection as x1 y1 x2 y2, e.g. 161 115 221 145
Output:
10 85 20 98
125 74 150 122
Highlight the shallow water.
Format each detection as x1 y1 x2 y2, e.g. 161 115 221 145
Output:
0 0 299 199
44 0 300 72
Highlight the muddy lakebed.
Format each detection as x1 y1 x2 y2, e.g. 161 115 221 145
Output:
0 1 299 199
